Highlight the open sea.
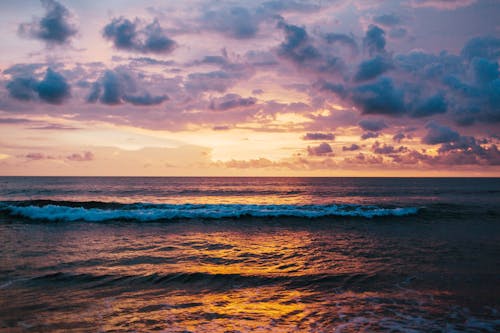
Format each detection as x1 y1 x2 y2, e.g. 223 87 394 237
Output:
0 177 499 332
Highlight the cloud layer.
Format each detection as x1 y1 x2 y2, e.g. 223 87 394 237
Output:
1 0 499 174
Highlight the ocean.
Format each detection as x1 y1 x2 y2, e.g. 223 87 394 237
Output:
0 177 499 332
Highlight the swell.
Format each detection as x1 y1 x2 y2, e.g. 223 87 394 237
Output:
24 271 386 291
0 200 419 222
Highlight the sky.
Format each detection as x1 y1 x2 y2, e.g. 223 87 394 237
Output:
0 0 499 176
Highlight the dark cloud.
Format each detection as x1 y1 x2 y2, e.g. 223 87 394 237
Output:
103 17 176 54
199 1 323 40
123 93 169 106
324 33 359 55
422 121 460 144
373 14 401 27
342 144 360 151
98 70 123 105
410 93 448 117
361 132 380 140
352 77 405 115
18 0 77 45
372 142 407 154
307 142 333 156
316 81 347 98
209 94 257 111
36 68 70 104
354 55 393 82
471 57 499 84
393 132 406 143
303 132 335 140
363 25 386 55
461 36 500 61
3 63 45 77
199 56 229 66
7 68 70 104
277 21 320 64
358 119 388 131
87 69 167 107
203 7 259 39
6 77 38 101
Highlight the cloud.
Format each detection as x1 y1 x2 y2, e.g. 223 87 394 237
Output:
303 132 335 140
202 6 259 39
307 142 333 156
212 125 230 131
18 0 77 45
361 132 380 140
87 69 167 106
389 28 407 39
422 121 460 144
372 142 407 154
123 93 169 106
393 132 406 143
36 68 71 104
342 144 361 151
103 17 176 54
324 33 359 55
199 1 323 40
6 78 38 101
410 0 477 10
25 152 47 160
98 70 124 105
358 119 388 131
277 21 320 64
209 94 257 111
29 124 80 130
185 71 244 94
352 77 405 115
410 93 448 117
363 25 386 55
471 57 499 84
461 36 500 61
354 55 393 82
7 68 70 104
373 14 401 27
66 151 94 161
86 82 101 103
0 118 34 124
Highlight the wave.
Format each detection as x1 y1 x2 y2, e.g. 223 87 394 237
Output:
26 271 384 291
0 201 419 222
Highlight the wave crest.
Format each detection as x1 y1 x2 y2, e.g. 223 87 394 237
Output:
0 201 419 222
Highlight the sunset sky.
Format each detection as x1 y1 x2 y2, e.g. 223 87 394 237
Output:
0 0 499 176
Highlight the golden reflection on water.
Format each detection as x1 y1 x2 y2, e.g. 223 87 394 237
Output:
4 217 483 332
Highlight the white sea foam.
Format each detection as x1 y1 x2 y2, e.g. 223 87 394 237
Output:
1 203 419 222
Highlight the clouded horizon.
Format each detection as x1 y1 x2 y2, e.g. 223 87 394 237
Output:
1 0 499 176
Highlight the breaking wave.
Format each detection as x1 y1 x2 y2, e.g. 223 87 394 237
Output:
0 200 419 222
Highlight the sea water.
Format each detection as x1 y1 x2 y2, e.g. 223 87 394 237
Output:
0 177 499 332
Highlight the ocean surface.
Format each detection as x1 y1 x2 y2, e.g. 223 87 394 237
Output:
0 177 499 332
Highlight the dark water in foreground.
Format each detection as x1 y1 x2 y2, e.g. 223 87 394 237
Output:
0 177 499 332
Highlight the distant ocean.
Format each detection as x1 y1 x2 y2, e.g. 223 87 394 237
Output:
1 177 499 332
